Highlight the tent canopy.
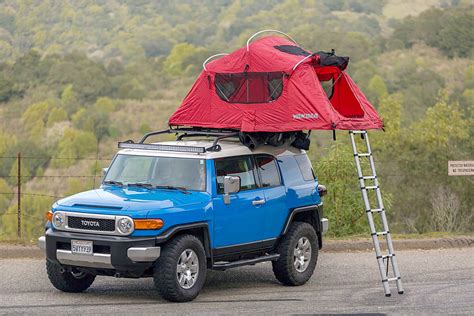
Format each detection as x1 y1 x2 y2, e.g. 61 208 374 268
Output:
169 33 383 132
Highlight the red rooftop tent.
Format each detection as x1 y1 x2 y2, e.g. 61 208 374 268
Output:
169 31 383 132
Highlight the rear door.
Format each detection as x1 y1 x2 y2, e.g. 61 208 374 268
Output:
254 154 287 239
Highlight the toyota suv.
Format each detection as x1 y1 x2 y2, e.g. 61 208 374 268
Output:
39 129 328 302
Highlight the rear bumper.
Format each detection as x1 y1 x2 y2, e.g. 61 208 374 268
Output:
321 218 329 233
40 229 160 273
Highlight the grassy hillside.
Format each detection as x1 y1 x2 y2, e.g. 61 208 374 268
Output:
0 0 472 241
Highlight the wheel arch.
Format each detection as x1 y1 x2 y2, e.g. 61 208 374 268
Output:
156 222 212 260
281 204 323 249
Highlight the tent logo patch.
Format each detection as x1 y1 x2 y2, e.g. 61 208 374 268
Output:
293 113 319 120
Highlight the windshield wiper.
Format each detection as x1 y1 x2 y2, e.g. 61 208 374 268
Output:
127 183 154 189
103 180 124 187
154 185 189 194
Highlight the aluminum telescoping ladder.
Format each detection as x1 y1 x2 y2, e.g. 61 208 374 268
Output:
349 130 404 297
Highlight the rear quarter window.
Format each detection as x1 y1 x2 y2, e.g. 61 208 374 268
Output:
255 155 281 187
294 154 315 181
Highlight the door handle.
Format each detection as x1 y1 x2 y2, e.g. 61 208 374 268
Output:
252 199 266 206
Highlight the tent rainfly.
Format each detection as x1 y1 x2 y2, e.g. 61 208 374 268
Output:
169 31 383 132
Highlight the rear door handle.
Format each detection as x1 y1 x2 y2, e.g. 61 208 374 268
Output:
252 199 266 206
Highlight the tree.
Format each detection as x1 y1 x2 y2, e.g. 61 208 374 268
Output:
312 141 392 237
163 43 207 77
72 108 110 140
0 179 12 214
46 107 68 127
367 75 388 103
8 156 31 186
464 65 474 89
60 84 80 116
21 101 50 141
0 132 16 157
94 97 115 113
53 129 97 168
118 79 146 100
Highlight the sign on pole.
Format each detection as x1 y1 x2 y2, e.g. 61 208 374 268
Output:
448 161 474 176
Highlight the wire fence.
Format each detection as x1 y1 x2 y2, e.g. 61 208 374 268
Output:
0 152 470 240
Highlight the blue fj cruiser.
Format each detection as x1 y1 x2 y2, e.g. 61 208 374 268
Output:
39 130 328 302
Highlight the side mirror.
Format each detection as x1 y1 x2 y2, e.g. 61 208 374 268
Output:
102 168 109 177
223 176 240 204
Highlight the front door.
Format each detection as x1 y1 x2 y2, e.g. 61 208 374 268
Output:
212 155 266 248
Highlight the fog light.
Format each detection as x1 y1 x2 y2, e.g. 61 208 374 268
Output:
117 217 134 235
52 212 65 228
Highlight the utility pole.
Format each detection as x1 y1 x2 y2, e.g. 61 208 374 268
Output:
17 152 21 239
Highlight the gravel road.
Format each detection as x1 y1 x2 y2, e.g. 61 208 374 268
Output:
0 248 473 315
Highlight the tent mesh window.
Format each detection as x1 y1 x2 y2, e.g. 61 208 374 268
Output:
214 72 284 104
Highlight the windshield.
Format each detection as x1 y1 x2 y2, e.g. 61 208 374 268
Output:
104 154 206 191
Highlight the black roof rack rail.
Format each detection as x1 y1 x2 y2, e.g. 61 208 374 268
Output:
118 128 240 153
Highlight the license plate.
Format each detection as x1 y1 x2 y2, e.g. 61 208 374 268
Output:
71 240 93 255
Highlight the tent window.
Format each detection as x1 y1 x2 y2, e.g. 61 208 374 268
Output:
215 72 284 104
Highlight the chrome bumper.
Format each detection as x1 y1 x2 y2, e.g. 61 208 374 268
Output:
57 249 113 269
38 236 161 269
127 247 161 262
321 218 329 233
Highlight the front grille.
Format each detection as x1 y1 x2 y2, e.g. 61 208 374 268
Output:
67 216 115 232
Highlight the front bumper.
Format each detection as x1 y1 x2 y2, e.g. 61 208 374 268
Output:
40 229 160 272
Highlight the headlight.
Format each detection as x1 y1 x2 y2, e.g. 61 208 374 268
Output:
116 217 134 235
52 212 65 228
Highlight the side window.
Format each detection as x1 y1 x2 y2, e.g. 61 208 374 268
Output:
294 154 315 181
255 155 281 187
215 156 257 194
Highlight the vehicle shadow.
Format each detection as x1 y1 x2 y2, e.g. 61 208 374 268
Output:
78 263 282 304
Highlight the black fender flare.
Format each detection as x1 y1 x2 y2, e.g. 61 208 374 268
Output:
155 222 212 260
281 203 323 248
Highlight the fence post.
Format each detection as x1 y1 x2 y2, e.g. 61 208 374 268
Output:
17 152 21 239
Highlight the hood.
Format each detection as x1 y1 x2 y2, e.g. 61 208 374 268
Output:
54 186 211 218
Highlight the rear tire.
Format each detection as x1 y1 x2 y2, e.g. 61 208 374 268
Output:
153 234 207 302
46 260 95 293
272 222 318 286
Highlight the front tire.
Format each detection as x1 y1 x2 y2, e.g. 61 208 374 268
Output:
153 234 207 302
272 222 318 286
46 260 95 293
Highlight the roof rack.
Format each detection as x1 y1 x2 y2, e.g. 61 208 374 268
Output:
117 128 240 153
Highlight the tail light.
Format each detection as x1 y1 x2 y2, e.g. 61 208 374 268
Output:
317 184 327 197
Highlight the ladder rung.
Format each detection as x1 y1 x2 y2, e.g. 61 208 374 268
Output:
350 131 367 134
355 153 371 157
382 277 401 283
366 208 384 213
372 231 389 236
362 185 379 190
377 254 395 259
362 175 376 180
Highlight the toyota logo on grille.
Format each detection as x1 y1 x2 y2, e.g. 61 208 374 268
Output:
81 220 100 227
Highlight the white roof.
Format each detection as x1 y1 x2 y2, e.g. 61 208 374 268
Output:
117 139 304 159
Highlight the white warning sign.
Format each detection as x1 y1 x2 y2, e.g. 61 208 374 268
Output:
448 161 474 176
